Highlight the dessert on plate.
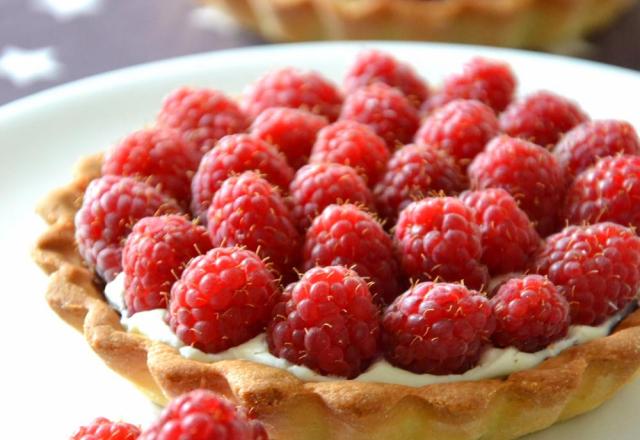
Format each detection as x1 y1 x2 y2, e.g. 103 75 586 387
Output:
34 49 640 439
204 0 636 49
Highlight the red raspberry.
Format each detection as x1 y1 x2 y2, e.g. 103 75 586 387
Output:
168 247 281 353
139 389 268 440
500 91 588 148
394 197 489 289
122 215 212 315
343 49 429 106
303 204 403 306
414 99 499 168
72 417 140 440
74 176 181 282
190 134 294 221
468 135 565 236
249 107 328 169
373 144 467 224
309 120 389 186
534 222 640 325
242 67 343 121
102 127 201 208
565 155 640 230
340 83 420 149
490 275 570 352
554 120 640 180
460 188 541 275
267 266 380 378
382 282 495 375
157 87 250 155
289 163 375 230
427 58 516 113
207 172 301 277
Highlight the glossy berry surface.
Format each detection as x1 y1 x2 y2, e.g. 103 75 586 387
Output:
382 282 495 375
267 266 380 378
72 417 140 440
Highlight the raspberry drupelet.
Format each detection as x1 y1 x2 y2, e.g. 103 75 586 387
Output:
490 275 570 353
242 67 343 121
168 247 281 354
343 49 430 106
122 215 212 315
71 417 141 440
394 196 489 290
534 222 640 325
207 172 301 277
74 175 182 282
414 99 499 169
309 120 390 186
190 134 294 222
102 127 201 209
303 204 403 306
157 86 250 155
373 143 467 224
340 82 420 149
382 282 495 375
267 265 380 378
289 162 375 230
565 155 640 230
139 389 268 440
468 135 565 236
460 188 541 275
250 107 328 169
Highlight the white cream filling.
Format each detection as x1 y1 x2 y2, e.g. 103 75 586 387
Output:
106 273 631 386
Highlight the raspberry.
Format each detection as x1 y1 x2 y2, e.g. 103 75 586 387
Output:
303 204 403 306
343 49 429 106
72 417 140 440
289 163 375 230
207 172 301 277
157 87 250 155
490 275 570 352
534 222 640 325
468 135 565 236
102 127 201 208
168 247 281 353
242 67 343 121
249 107 328 169
340 83 420 149
414 99 499 168
394 197 489 289
190 134 294 221
554 120 640 180
565 155 640 230
309 120 390 186
500 91 588 148
122 215 212 315
373 144 467 224
427 58 516 113
75 176 181 282
139 389 268 440
382 282 495 375
460 189 541 275
267 266 380 378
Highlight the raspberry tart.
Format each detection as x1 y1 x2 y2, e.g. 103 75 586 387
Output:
34 50 640 440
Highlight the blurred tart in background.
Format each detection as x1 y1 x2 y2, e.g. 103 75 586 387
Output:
204 0 636 49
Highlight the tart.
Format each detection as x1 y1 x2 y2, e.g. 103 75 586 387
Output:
205 0 636 49
33 52 640 440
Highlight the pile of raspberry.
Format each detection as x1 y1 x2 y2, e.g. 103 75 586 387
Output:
75 49 640 383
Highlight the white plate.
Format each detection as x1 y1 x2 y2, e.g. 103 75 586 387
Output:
0 42 639 439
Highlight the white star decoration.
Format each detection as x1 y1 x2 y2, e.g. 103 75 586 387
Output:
189 6 242 33
0 46 62 87
31 0 103 21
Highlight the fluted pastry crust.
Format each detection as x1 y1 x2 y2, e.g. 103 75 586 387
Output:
34 154 640 439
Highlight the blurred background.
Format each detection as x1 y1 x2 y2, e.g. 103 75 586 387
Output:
0 0 638 105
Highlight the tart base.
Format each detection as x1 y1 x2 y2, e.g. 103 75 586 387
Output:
202 0 636 50
34 154 640 439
